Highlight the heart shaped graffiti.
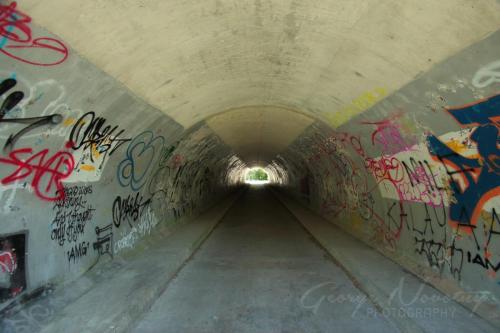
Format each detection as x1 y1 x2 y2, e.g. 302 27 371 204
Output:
117 131 164 191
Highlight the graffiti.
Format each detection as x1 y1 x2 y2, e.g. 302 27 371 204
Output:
0 2 68 66
112 192 151 228
354 124 409 246
0 78 22 116
113 207 158 254
0 73 82 141
0 78 63 152
362 116 416 155
415 236 464 280
413 201 499 281
0 233 25 304
66 242 89 264
1 114 62 153
427 94 500 228
307 122 446 250
69 111 131 171
398 157 446 207
146 129 226 222
326 87 387 128
466 208 500 274
117 131 165 191
93 224 113 259
0 143 74 201
472 60 500 89
410 201 466 279
307 132 380 230
147 143 177 199
365 154 404 185
50 185 94 250
468 252 500 272
0 249 16 274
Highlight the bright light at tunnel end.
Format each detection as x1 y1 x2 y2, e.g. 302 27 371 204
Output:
244 167 271 185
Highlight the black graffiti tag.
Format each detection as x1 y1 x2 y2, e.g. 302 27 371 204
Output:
0 78 62 152
112 193 151 228
69 111 131 164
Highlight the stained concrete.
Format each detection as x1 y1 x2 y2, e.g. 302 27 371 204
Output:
0 194 240 333
2 187 498 332
276 191 499 332
132 187 397 332
1 2 499 330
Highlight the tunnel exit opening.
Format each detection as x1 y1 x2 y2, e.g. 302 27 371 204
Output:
245 167 270 185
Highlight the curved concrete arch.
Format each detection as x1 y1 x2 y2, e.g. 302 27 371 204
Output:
0 1 499 331
18 0 500 129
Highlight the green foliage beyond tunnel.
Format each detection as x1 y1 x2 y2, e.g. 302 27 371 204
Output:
246 168 269 181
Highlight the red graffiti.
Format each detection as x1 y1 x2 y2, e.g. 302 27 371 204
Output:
0 144 74 201
0 2 68 66
0 250 16 274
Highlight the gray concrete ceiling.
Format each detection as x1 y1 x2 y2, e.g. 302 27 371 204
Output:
206 106 314 165
20 0 500 163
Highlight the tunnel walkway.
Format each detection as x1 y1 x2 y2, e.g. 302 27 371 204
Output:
1 187 497 332
132 187 397 332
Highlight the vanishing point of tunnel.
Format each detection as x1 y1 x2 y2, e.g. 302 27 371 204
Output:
0 1 499 332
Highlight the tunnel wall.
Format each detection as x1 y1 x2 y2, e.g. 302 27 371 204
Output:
0 8 242 308
276 31 500 310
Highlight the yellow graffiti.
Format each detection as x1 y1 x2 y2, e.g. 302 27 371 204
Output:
63 117 76 127
91 144 101 160
443 138 480 160
326 87 387 128
80 164 96 171
444 138 468 154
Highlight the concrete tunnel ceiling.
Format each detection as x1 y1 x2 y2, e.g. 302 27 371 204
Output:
20 0 500 165
2 1 500 328
206 106 314 164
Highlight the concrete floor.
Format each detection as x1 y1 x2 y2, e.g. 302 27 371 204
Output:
2 187 496 332
132 187 398 332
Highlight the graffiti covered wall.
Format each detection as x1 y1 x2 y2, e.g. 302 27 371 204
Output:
275 30 500 313
0 2 242 308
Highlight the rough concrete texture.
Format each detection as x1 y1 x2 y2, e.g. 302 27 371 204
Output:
0 0 499 332
132 188 399 333
18 0 500 129
1 193 240 332
276 190 498 333
274 30 500 325
0 3 245 312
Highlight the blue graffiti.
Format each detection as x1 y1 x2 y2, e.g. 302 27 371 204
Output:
117 131 165 191
427 94 499 227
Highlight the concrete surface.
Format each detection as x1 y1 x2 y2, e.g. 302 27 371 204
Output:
275 190 499 332
1 1 499 330
206 106 314 165
132 187 398 333
19 1 500 129
274 29 500 320
0 192 240 333
0 12 246 302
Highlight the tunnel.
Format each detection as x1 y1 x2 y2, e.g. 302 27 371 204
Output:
0 1 499 332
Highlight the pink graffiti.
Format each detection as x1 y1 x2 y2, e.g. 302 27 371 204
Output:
310 121 447 250
362 115 415 155
0 143 75 201
360 117 445 208
0 2 68 66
